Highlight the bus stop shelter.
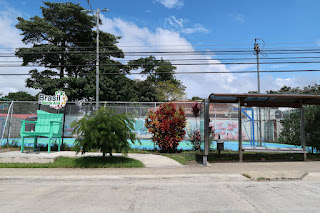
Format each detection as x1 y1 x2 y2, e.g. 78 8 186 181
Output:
202 93 320 164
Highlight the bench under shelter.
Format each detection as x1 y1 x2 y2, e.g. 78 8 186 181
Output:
202 93 320 164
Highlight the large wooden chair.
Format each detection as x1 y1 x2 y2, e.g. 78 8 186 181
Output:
20 110 64 153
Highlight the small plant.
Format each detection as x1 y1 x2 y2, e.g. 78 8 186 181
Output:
188 129 201 151
189 102 202 151
145 102 186 152
209 123 215 141
242 173 251 179
192 102 201 118
5 140 19 148
71 107 140 157
256 177 271 181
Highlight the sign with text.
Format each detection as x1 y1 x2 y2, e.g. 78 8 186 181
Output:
38 91 68 109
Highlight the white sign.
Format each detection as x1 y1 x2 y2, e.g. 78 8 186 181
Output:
38 91 68 109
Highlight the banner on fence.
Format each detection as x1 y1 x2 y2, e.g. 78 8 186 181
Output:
38 91 68 109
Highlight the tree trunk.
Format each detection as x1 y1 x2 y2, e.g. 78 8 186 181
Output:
59 42 66 79
109 148 113 157
103 152 106 157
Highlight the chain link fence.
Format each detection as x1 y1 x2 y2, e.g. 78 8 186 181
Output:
0 100 296 149
0 101 201 142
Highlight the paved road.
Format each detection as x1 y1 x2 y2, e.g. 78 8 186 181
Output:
2 154 320 212
1 175 320 212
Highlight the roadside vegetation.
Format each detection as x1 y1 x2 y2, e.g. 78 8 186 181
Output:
0 156 144 168
71 107 140 157
161 153 196 165
206 151 320 162
145 102 186 152
2 144 320 166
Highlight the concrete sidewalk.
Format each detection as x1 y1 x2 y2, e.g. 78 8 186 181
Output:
1 161 320 181
0 151 183 168
1 151 320 180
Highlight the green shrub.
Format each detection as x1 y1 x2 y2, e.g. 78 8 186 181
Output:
71 107 140 157
279 106 320 152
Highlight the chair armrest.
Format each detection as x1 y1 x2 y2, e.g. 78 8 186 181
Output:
21 120 37 133
50 121 63 124
21 120 37 124
49 121 63 135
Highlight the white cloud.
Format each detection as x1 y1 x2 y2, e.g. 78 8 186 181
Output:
165 16 186 28
270 64 288 69
230 13 245 23
100 16 318 98
145 9 152 14
0 5 24 48
181 24 209 34
100 16 244 98
0 4 40 96
154 0 184 9
227 63 256 72
274 77 297 88
165 16 208 34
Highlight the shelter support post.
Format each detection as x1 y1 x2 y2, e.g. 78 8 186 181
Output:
238 99 243 162
300 106 307 161
61 104 67 149
203 98 210 166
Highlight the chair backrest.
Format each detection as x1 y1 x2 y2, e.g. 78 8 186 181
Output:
35 110 64 134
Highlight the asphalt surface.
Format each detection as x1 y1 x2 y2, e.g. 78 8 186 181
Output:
1 152 320 212
1 173 320 213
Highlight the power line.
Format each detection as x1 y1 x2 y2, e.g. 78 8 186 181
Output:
0 40 320 47
3 45 320 50
1 69 320 76
3 56 320 62
1 50 320 57
4 47 320 53
2 61 320 67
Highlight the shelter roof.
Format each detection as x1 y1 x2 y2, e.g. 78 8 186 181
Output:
208 93 320 108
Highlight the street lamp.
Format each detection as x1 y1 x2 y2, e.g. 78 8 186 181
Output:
81 8 109 110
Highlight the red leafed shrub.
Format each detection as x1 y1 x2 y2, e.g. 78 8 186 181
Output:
192 102 201 118
145 102 186 152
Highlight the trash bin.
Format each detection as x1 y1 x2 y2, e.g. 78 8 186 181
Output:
217 141 224 154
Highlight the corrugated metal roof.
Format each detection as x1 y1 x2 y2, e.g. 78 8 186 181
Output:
208 93 320 108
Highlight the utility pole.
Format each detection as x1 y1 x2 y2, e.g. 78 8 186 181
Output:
254 39 263 146
81 7 109 110
95 8 100 110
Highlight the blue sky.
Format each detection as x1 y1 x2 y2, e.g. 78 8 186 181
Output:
1 0 320 98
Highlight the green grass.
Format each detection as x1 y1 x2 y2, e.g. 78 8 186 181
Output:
256 177 271 181
162 151 320 164
242 173 251 179
206 151 314 162
0 156 144 168
161 153 196 165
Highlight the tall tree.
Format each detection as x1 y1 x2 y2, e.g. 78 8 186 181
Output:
128 56 186 101
4 91 36 101
156 80 186 101
132 79 159 102
15 2 131 101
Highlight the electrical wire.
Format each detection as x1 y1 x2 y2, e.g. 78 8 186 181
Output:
1 69 320 76
0 40 320 47
3 56 320 62
2 61 320 67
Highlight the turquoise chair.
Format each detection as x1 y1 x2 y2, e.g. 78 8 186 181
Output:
20 110 64 153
